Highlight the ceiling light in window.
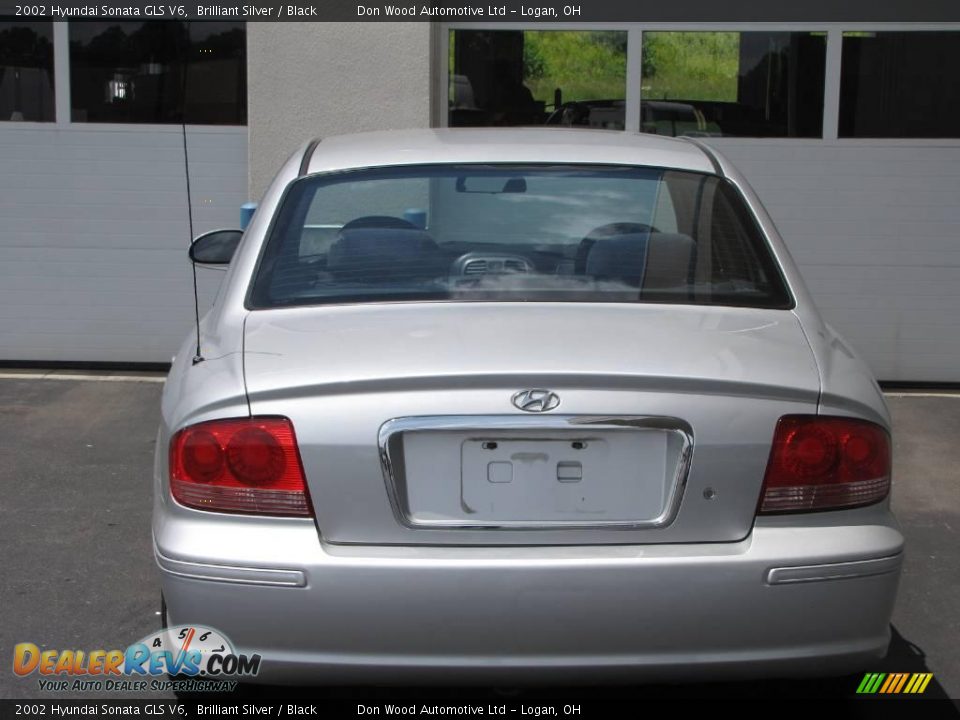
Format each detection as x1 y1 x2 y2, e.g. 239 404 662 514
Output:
106 74 134 103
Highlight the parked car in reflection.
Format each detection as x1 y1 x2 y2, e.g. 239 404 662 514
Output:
546 98 723 136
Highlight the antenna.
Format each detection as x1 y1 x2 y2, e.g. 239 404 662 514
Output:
180 21 203 365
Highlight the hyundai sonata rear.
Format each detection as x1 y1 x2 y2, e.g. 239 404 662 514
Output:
154 129 902 684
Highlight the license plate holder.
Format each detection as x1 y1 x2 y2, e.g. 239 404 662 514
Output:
458 433 666 525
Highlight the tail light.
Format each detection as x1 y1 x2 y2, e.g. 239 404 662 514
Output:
759 415 891 514
169 417 312 517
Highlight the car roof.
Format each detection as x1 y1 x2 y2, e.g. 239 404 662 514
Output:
302 128 717 176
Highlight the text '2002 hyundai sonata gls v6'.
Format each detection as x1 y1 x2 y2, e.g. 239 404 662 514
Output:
155 128 902 684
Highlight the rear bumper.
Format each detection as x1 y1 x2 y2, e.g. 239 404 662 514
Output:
155 513 903 684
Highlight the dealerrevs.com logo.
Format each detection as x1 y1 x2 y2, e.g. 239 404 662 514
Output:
13 625 260 693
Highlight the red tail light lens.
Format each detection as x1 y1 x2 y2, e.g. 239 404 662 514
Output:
759 415 891 514
169 417 312 517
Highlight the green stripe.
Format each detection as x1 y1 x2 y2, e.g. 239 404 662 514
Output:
856 673 874 694
869 673 887 693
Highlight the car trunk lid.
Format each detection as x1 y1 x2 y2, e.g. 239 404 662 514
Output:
243 302 819 545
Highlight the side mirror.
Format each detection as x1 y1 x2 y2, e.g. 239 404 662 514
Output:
189 229 243 265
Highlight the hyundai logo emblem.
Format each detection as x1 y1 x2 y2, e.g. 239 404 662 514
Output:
511 389 561 413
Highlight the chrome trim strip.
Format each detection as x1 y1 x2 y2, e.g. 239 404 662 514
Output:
766 554 902 585
155 548 307 587
378 415 693 531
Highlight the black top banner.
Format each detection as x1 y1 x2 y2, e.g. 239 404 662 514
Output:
0 699 959 720
1 0 960 22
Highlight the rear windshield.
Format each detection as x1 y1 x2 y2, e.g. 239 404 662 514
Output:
248 164 792 309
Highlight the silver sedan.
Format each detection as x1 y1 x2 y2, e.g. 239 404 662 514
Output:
154 128 902 684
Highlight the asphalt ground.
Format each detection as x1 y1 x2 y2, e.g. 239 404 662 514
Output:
0 374 957 705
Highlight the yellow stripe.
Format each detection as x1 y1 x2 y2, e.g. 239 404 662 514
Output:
879 674 896 693
893 674 909 693
904 674 919 693
917 673 934 694
910 673 924 694
910 673 930 694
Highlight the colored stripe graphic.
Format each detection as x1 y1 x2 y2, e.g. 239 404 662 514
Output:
857 672 933 694
857 673 884 693
879 674 897 693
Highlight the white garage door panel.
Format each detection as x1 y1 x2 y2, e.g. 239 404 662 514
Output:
0 125 246 364
708 139 960 383
1 126 956 381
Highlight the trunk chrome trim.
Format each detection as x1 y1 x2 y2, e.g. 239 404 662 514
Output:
378 415 693 531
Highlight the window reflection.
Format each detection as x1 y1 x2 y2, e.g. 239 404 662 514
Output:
0 21 54 122
449 30 627 129
69 21 246 124
640 31 826 138
840 32 960 138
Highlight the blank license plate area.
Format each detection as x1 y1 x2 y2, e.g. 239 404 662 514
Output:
401 430 671 526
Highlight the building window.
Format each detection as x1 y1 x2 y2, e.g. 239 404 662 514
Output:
840 31 960 138
69 21 246 124
449 30 627 129
640 31 826 137
0 20 54 122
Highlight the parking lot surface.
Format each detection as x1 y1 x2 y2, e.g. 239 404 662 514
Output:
0 375 956 701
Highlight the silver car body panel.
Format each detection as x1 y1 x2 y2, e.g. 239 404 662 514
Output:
301 128 716 177
709 148 890 428
155 128 899 680
155 506 902 683
242 302 819 545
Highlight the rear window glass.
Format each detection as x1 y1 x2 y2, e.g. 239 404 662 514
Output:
248 164 791 310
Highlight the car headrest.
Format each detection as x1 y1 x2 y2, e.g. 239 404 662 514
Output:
585 234 649 285
585 232 696 291
576 223 653 274
341 215 418 230
327 227 443 283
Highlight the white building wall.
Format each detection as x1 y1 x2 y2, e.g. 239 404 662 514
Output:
0 124 247 364
246 22 434 200
707 139 960 382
